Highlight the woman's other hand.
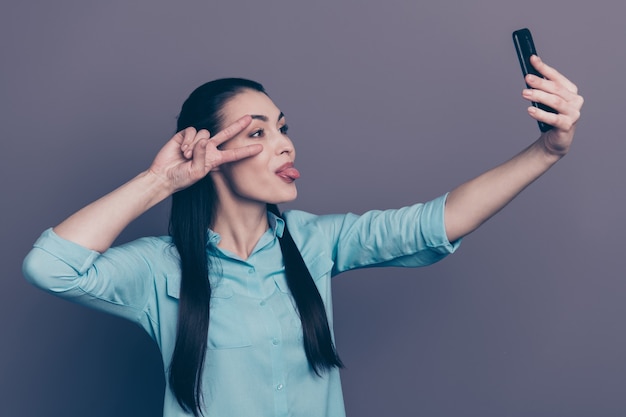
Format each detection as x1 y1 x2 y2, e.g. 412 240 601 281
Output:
523 55 584 156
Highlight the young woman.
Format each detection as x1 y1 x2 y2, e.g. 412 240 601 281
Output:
23 55 583 417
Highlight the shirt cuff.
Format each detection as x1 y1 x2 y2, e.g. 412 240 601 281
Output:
420 193 462 254
33 228 101 275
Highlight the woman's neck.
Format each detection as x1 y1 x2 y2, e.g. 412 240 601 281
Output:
212 195 269 261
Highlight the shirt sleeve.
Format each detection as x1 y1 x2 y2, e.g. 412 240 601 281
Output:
285 193 461 276
22 228 170 325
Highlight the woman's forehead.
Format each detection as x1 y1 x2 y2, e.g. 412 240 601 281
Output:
221 90 281 124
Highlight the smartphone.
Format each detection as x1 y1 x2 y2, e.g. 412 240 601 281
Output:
512 28 556 132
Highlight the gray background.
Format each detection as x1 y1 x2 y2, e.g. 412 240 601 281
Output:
2 0 625 416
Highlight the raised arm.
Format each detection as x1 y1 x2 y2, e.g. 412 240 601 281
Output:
444 55 584 242
53 115 262 252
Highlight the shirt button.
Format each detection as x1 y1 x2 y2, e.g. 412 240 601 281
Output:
276 384 284 391
272 338 279 346
259 300 266 306
247 268 254 274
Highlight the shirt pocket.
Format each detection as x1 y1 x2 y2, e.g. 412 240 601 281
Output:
273 254 334 294
166 276 252 350
207 284 253 350
165 273 182 299
273 255 334 342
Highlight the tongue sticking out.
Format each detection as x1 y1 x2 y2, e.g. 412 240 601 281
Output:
277 167 300 180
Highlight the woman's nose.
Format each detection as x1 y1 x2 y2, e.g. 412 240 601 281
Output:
276 134 295 156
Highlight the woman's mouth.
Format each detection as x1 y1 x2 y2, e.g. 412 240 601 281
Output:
275 162 300 182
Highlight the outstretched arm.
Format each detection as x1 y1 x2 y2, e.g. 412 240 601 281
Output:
53 116 262 252
444 55 584 242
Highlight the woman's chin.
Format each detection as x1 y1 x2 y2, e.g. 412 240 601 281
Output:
271 188 298 205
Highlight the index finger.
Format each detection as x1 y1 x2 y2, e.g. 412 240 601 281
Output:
210 115 253 147
531 55 578 94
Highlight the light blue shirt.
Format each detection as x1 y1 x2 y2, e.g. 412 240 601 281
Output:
23 193 460 417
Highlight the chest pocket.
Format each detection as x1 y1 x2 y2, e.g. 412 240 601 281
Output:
273 254 334 294
165 276 252 350
273 255 335 341
206 285 252 349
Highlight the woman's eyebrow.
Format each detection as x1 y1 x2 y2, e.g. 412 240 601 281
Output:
250 112 285 123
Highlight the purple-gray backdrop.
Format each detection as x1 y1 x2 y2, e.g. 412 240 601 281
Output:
2 0 625 416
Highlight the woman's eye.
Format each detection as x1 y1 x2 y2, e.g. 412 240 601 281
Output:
250 129 264 138
280 124 289 134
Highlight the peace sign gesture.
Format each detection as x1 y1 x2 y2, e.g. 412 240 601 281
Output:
149 115 262 193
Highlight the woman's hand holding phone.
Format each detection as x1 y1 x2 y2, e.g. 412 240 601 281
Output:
513 28 583 157
523 55 583 157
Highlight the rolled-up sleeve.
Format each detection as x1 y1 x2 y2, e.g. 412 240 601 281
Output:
335 193 460 272
23 228 158 323
288 193 461 275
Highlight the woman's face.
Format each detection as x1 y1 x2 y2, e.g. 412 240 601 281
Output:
212 89 298 205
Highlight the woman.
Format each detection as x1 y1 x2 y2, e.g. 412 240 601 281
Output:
23 55 583 417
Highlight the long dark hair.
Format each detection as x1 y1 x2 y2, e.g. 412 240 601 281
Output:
168 78 343 416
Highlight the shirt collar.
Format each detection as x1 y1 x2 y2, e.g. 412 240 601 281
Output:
206 211 285 246
268 211 285 239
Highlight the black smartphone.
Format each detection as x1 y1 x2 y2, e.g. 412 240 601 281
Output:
512 28 556 132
